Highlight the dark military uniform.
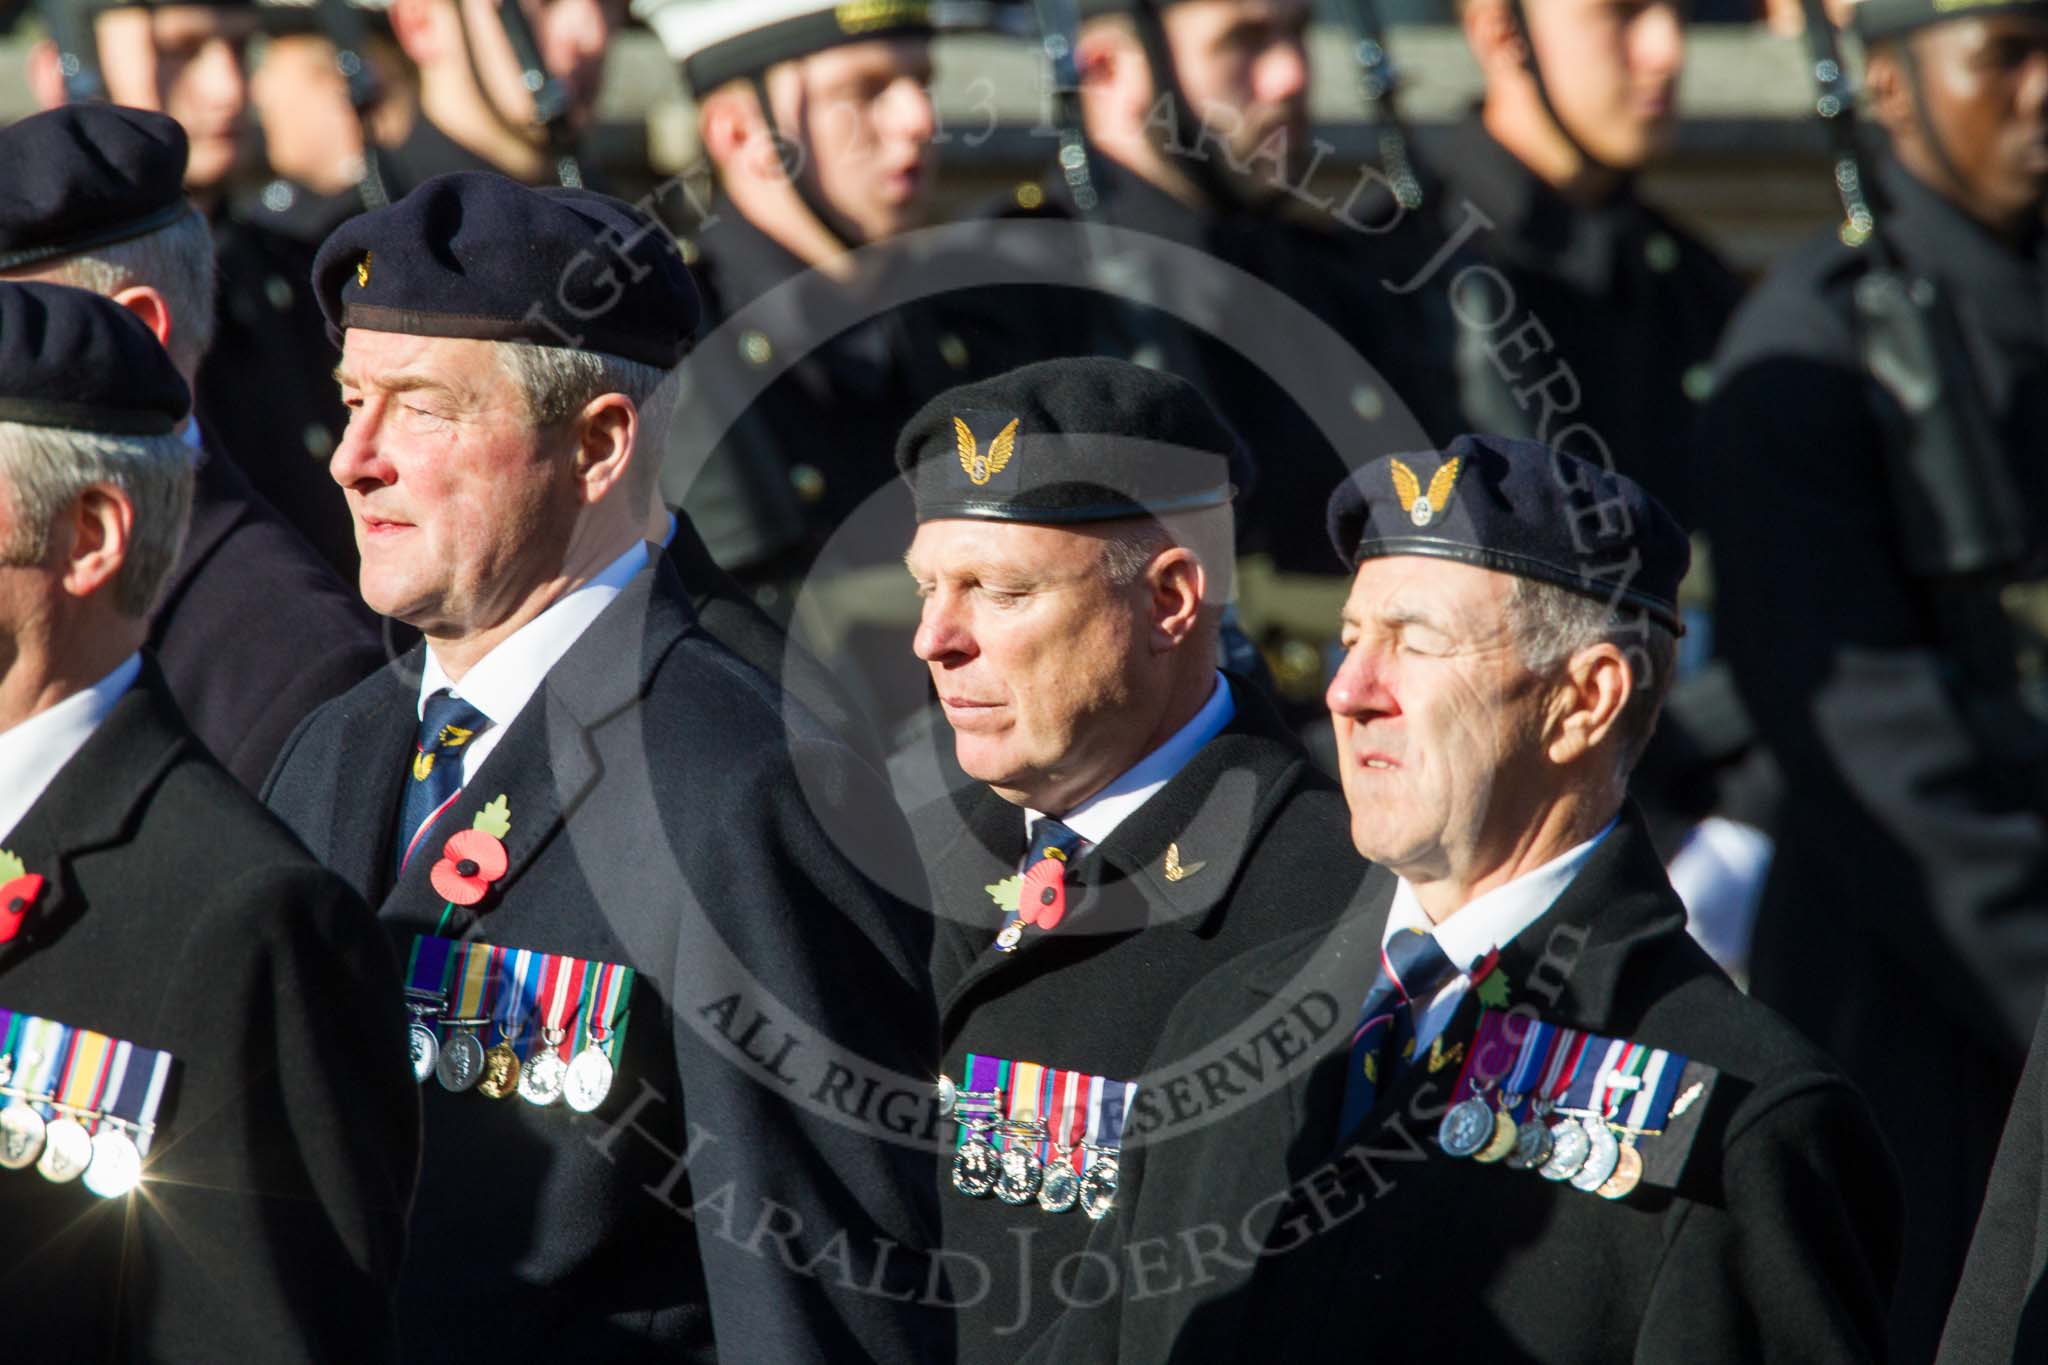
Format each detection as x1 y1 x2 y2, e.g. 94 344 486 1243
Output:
0 278 417 1363
1031 806 1901 1363
1433 115 1744 528
920 677 1371 1361
1944 993 2048 1362
1697 153 2048 1358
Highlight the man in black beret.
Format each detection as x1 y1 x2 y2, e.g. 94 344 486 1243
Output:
26 0 368 575
899 356 1374 1361
0 280 417 1360
264 170 948 1360
1696 0 2048 1351
1026 432 1902 1363
0 102 386 792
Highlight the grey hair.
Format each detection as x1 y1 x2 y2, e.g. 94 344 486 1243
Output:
1097 506 1236 601
29 208 217 376
491 341 681 495
0 420 196 617
1504 576 1676 774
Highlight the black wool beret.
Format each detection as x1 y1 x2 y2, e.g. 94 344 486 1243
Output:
0 105 190 273
312 172 700 368
0 280 190 436
1325 433 1690 633
896 356 1240 525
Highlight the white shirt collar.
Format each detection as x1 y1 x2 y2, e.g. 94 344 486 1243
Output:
1025 672 1235 849
0 653 142 844
1384 815 1620 972
417 539 650 727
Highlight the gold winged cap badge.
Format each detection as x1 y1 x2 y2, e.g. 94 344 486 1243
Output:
1163 842 1206 882
955 416 1021 487
1389 456 1462 528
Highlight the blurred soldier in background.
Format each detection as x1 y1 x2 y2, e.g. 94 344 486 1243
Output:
1697 0 2048 1353
0 103 384 790
26 0 362 574
1439 0 1743 528
986 0 1461 721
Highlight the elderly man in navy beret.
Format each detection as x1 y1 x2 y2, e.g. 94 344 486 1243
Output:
262 171 947 1361
0 281 417 1360
899 356 1375 1362
1031 434 1904 1362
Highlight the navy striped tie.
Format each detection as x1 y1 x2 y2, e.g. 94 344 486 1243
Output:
1337 927 1460 1139
394 691 488 878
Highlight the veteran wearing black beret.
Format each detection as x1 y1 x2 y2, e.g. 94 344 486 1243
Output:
900 356 1374 1362
0 280 418 1360
0 102 386 793
265 170 947 1362
1027 433 1904 1363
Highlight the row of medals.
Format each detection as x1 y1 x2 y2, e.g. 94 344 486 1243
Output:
1436 1084 1645 1200
0 1055 144 1198
941 1081 1119 1219
408 1008 614 1114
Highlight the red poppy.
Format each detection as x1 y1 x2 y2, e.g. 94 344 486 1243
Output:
430 829 508 906
0 873 44 944
1018 857 1067 931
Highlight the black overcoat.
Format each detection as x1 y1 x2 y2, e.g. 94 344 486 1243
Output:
1031 806 1902 1363
0 662 417 1361
262 556 950 1363
917 677 1376 1361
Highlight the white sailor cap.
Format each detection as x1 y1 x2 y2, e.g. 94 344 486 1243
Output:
632 0 935 98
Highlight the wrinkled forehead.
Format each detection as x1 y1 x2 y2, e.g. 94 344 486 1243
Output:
1341 555 1517 632
906 517 1120 579
336 330 515 399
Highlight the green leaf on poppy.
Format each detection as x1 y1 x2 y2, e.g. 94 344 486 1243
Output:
1476 970 1511 1010
472 794 511 839
984 875 1022 913
0 851 22 884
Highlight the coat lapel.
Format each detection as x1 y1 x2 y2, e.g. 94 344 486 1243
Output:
319 660 423 906
0 663 191 980
377 558 695 936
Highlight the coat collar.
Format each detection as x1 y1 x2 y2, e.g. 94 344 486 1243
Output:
933 677 1320 1014
374 557 697 934
1875 153 2047 352
0 660 195 979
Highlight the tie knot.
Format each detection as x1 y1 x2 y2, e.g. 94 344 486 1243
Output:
419 691 488 752
1026 817 1086 868
1382 927 1459 1004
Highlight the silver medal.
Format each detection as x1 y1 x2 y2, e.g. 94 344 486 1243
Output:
519 1048 569 1106
1038 1160 1081 1213
994 923 1023 952
1505 1118 1555 1171
1080 1151 1120 1220
37 1116 92 1183
82 1128 144 1199
408 1021 439 1084
935 1074 957 1117
1437 1096 1497 1158
952 1136 997 1197
993 1144 1043 1204
1538 1119 1589 1182
1570 1118 1621 1192
0 1104 47 1170
436 1030 485 1092
564 1046 616 1113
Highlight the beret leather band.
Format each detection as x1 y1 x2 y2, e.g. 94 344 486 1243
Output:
0 396 180 437
0 200 189 274
1349 535 1685 634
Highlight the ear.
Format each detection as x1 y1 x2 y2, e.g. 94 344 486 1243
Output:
109 284 174 352
387 0 449 67
57 485 134 604
569 392 637 506
1462 0 1527 83
699 84 762 170
28 39 67 110
1146 546 1207 653
1863 43 1914 143
1544 640 1632 766
1077 22 1147 119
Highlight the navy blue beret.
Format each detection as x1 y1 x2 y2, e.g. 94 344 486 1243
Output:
896 356 1240 525
0 280 190 436
312 171 700 369
0 105 189 272
1325 433 1689 633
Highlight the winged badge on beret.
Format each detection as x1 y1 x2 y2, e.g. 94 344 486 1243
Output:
1389 456 1462 528
956 416 1021 487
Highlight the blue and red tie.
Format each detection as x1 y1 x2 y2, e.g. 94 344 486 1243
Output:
1337 927 1460 1140
393 690 488 879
